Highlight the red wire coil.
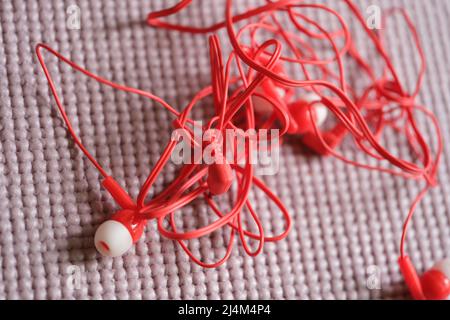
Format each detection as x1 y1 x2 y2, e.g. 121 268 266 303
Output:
36 0 443 268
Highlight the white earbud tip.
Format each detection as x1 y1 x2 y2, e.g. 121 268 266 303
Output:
433 258 450 279
302 93 328 127
314 104 328 127
94 220 133 257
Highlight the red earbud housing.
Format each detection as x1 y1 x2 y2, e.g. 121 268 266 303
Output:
287 93 328 135
207 161 233 195
421 259 450 300
399 256 450 300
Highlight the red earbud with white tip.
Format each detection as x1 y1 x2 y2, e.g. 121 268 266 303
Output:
252 79 287 114
251 53 287 115
95 210 147 257
399 256 450 300
287 93 350 156
94 177 147 257
421 258 450 300
287 93 328 135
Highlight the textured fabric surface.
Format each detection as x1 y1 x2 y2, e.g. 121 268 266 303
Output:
0 0 449 300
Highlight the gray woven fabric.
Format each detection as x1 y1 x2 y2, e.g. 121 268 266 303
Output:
0 0 449 300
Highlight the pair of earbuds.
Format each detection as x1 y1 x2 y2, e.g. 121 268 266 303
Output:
37 0 450 299
99 0 450 300
93 50 450 300
95 83 450 299
250 56 345 156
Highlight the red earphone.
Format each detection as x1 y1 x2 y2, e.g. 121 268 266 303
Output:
399 256 450 300
91 177 145 257
207 161 234 195
247 51 336 155
95 157 233 257
35 0 448 299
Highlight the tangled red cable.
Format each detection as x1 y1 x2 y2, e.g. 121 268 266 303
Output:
37 0 448 299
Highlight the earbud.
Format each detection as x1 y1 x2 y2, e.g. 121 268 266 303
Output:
287 93 349 156
94 209 147 257
252 79 286 114
287 93 328 134
251 53 287 114
207 160 233 195
95 177 146 257
399 256 450 300
252 84 338 156
421 258 450 300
